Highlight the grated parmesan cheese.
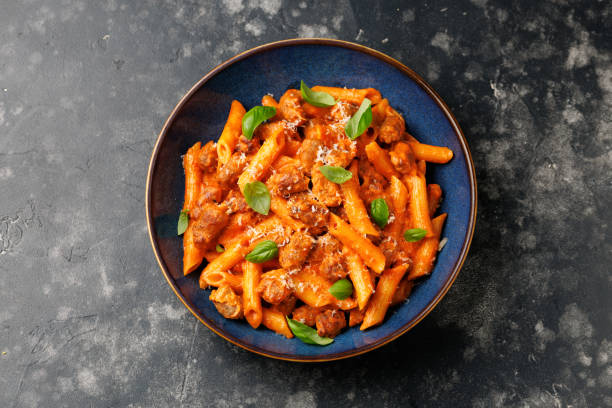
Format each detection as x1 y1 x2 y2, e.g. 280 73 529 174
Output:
438 237 448 251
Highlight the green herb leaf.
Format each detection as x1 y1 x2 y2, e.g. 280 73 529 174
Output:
242 106 276 140
300 80 336 108
242 181 271 215
177 210 189 235
318 165 352 184
328 278 353 300
404 228 428 242
370 198 389 228
216 244 225 253
345 98 373 140
286 317 334 346
245 240 278 263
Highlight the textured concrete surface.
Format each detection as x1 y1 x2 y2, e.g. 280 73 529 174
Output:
0 1 611 407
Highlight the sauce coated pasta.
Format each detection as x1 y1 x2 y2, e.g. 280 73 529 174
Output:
179 82 453 344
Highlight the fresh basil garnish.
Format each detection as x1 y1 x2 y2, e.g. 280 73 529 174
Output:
404 228 427 242
300 80 336 108
216 244 225 253
286 317 334 346
242 106 276 140
242 181 271 215
370 198 389 228
177 210 189 235
328 278 353 300
245 240 278 263
318 165 352 184
345 98 372 140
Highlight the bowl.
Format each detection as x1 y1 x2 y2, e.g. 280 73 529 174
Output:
146 38 477 362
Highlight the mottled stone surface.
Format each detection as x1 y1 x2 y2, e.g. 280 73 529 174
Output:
0 0 610 407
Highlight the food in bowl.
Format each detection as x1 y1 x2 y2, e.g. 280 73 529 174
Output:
178 81 453 345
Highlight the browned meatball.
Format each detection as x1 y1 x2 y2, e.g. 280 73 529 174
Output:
311 165 343 207
389 142 415 174
191 203 229 245
319 254 348 281
279 231 315 269
378 110 405 144
296 137 322 176
209 285 243 319
257 270 292 305
287 192 329 234
267 162 309 198
324 137 357 169
278 89 306 125
272 295 297 316
292 305 320 327
197 141 217 173
315 309 347 338
217 152 248 185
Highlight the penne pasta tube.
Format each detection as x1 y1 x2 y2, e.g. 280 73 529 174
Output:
404 173 434 237
292 267 335 308
183 142 205 275
217 100 246 166
409 142 453 164
237 122 286 191
269 196 309 232
242 262 263 329
408 213 447 280
261 94 279 110
342 246 374 310
365 141 400 181
341 160 380 236
262 308 294 338
328 213 386 274
360 264 408 330
199 238 250 289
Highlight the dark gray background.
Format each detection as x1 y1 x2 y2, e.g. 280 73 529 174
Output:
1 1 610 407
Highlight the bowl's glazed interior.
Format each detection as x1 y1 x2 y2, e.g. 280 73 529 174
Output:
147 40 476 361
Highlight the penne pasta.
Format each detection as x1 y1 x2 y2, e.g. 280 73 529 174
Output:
365 141 400 181
311 86 382 105
262 308 294 338
342 246 374 310
409 142 453 164
404 173 434 237
328 213 386 274
217 100 246 166
360 264 408 330
237 121 286 191
341 160 380 236
242 262 263 328
408 213 447 280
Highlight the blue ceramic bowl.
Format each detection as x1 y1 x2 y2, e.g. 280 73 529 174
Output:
146 39 477 362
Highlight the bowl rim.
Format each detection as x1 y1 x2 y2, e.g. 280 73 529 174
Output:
145 38 477 362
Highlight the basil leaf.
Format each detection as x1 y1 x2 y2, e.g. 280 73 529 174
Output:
328 278 353 300
242 181 270 215
318 165 352 184
242 106 276 140
370 198 389 228
286 317 334 346
177 210 189 235
300 80 336 108
216 244 225 253
245 240 278 263
404 228 427 242
345 98 373 140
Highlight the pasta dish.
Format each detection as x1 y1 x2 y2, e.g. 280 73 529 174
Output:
178 82 453 345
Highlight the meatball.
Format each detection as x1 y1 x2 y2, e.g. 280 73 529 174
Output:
257 269 292 305
217 151 248 185
389 142 415 174
190 202 229 245
315 309 347 338
267 162 309 198
279 231 314 269
209 285 243 319
197 141 218 173
292 305 320 327
287 192 329 234
278 89 306 125
311 165 343 207
378 110 405 144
